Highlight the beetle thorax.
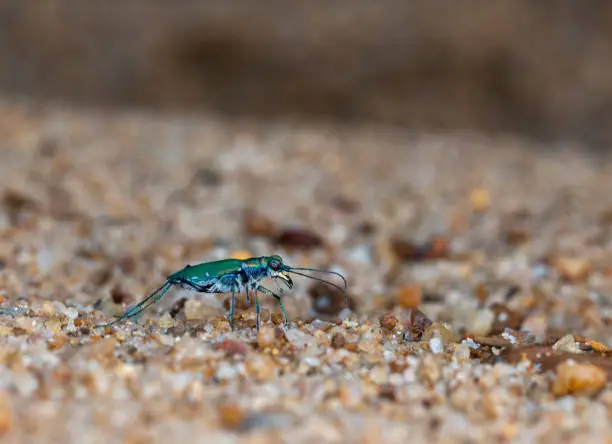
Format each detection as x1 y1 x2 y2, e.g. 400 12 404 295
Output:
241 262 269 288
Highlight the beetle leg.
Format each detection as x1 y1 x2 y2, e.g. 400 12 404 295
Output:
255 289 261 332
257 285 289 327
105 281 173 327
229 289 236 330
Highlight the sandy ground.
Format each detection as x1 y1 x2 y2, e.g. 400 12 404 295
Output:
0 99 612 443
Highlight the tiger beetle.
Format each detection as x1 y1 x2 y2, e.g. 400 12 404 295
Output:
99 255 348 331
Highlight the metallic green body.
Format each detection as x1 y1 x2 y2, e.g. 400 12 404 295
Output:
168 259 244 285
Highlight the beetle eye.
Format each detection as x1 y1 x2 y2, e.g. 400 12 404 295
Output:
270 260 280 270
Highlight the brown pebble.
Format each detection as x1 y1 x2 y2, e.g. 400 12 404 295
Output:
223 295 251 311
215 339 249 357
37 136 59 157
356 220 377 235
110 285 131 305
169 297 188 318
243 208 277 238
389 359 407 373
378 384 396 401
331 333 346 349
469 335 512 347
390 236 450 262
553 361 607 397
274 227 324 250
190 167 222 187
330 195 360 213
344 342 359 353
309 282 355 316
91 267 113 287
379 313 399 331
2 189 40 212
489 303 524 334
403 308 433 340
270 312 284 326
47 186 79 220
504 228 530 246
475 283 488 306
117 256 137 275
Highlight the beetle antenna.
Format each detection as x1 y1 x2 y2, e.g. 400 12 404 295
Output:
287 270 348 308
288 267 348 288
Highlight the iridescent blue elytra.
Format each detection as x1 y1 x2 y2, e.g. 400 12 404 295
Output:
100 255 348 331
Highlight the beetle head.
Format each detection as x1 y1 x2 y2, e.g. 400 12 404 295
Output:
267 255 294 289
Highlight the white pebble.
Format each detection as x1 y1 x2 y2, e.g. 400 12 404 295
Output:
285 329 317 350
65 307 79 320
216 362 237 381
429 337 444 354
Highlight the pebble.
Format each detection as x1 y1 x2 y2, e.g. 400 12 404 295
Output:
552 361 607 397
243 209 277 238
553 335 580 354
470 188 491 212
346 244 371 264
44 318 62 333
285 328 317 350
245 355 277 382
429 337 444 354
65 307 79 320
554 257 592 283
257 326 276 348
452 343 472 362
274 227 324 250
380 313 399 331
215 339 249 357
41 301 56 317
397 285 422 309
217 402 245 429
0 393 13 434
331 332 346 349
215 362 238 381
421 323 456 345
419 354 442 384
158 313 175 329
229 250 252 260
470 308 495 336
184 300 206 321
14 316 35 333
521 313 548 343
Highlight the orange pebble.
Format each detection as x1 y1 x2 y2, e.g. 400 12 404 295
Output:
397 285 422 309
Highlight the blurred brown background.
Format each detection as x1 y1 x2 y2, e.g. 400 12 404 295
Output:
0 0 611 147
